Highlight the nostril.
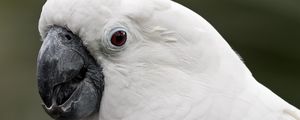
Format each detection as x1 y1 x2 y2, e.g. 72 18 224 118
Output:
65 34 72 40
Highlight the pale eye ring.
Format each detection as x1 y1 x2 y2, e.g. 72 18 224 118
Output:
110 30 127 46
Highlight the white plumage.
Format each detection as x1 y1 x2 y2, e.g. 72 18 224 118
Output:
39 0 300 120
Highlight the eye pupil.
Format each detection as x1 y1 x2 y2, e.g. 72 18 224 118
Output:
116 35 123 41
111 30 127 46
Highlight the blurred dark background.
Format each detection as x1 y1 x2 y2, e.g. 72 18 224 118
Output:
0 0 299 119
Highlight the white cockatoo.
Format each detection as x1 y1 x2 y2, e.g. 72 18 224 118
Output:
36 0 300 120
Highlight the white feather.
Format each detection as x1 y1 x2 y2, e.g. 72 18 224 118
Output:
39 0 300 120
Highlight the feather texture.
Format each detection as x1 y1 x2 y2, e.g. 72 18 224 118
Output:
39 0 300 120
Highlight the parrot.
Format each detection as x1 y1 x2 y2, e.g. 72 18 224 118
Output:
36 0 300 120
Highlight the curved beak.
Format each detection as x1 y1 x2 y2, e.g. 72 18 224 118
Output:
37 26 104 119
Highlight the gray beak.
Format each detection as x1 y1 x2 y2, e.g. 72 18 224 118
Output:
37 26 104 120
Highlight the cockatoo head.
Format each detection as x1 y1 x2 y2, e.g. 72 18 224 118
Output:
37 0 247 120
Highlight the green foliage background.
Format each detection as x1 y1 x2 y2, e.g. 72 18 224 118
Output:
0 0 299 120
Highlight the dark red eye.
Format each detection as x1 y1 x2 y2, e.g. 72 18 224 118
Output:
111 30 127 46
